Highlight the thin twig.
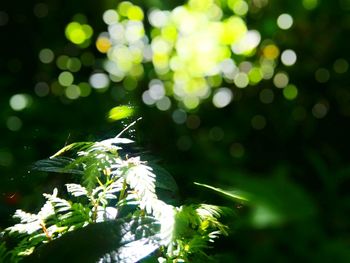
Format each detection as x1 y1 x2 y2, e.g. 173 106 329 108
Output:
116 117 142 138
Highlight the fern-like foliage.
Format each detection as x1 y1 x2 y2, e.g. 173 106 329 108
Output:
1 134 229 262
0 241 10 262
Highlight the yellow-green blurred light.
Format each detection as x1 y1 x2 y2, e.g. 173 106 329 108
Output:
127 6 144 21
118 1 133 17
65 85 80 100
302 0 319 10
65 22 93 45
78 82 92 97
58 71 74 86
108 105 135 121
249 67 263 84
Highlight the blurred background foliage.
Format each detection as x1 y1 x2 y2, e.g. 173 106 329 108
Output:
1 0 350 261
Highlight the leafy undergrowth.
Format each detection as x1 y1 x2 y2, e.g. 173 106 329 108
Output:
0 131 229 263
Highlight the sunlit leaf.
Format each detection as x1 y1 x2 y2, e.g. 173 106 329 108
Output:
194 182 249 202
50 142 94 158
101 137 134 145
22 217 160 263
108 105 135 121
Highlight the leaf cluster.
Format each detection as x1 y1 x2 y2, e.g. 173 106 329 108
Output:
1 135 228 262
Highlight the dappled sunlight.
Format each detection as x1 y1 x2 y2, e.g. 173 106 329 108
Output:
19 0 308 115
95 0 288 110
2 0 350 261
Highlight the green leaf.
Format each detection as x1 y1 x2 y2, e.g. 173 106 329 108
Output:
108 105 135 122
194 182 249 202
196 175 316 228
152 164 178 193
32 157 83 175
0 241 10 262
22 216 161 263
50 142 94 158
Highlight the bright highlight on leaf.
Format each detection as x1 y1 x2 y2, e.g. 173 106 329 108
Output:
108 105 135 121
2 133 229 262
194 182 249 202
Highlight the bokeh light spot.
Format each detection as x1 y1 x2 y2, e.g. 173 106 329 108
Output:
96 36 112 53
303 0 319 10
6 116 22 131
261 62 275 79
183 97 200 110
142 90 155 105
232 1 249 16
273 72 289 88
172 109 187 124
78 82 92 97
67 57 82 72
65 22 93 45
234 73 249 88
283 84 298 100
34 82 50 97
89 73 110 89
65 85 80 100
232 30 261 55
230 143 245 158
149 10 169 28
127 6 144 21
221 16 247 44
212 88 233 108
333 58 349 74
103 10 119 25
281 49 297 66
312 103 328 119
277 13 293 30
56 55 69 70
58 71 74 86
315 68 330 83
249 67 263 84
251 115 266 130
263 44 280 60
39 48 54 63
9 94 31 111
149 79 165 100
259 89 274 104
156 97 171 111
51 81 64 96
118 1 133 17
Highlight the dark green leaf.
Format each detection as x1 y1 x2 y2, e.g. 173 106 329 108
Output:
32 157 83 175
22 217 161 263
